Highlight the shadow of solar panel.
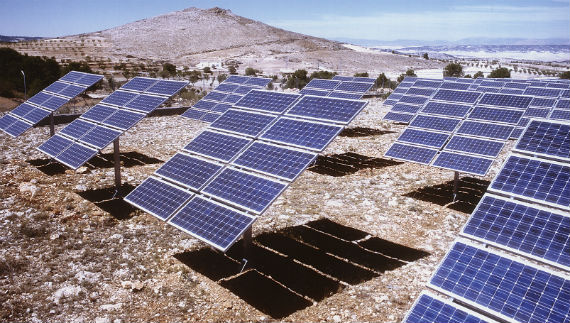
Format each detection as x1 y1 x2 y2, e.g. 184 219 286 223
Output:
44 81 68 94
155 153 222 190
391 103 421 114
56 143 98 169
523 87 562 97
82 104 117 123
11 103 35 118
335 81 372 93
439 82 471 90
421 101 471 118
203 168 287 214
101 90 138 106
384 143 438 165
515 120 570 159
234 85 257 95
556 99 570 109
3 120 33 137
491 155 570 209
479 93 532 109
404 292 493 323
383 112 414 123
305 79 340 90
222 94 243 104
299 88 330 97
103 110 145 130
41 96 68 111
550 109 570 120
168 196 255 252
445 136 504 157
225 75 250 84
121 77 158 92
181 108 207 120
429 241 570 323
235 91 300 114
397 129 450 149
37 134 73 157
400 95 429 105
59 84 86 98
462 194 570 270
124 94 167 113
410 115 460 132
260 118 343 151
60 119 97 139
212 103 233 113
22 107 51 124
457 121 514 140
184 130 252 162
524 107 551 118
328 92 362 100
286 96 366 124
28 92 52 105
79 126 122 149
233 142 317 181
406 87 436 97
146 80 187 96
432 89 481 104
124 177 193 220
468 106 523 124
432 151 493 176
211 109 276 137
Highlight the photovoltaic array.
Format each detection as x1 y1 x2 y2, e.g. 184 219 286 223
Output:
181 76 272 123
405 119 570 323
126 89 367 251
299 76 375 99
37 77 188 169
0 71 103 137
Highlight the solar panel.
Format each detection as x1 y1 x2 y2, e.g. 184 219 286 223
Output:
181 108 207 120
124 177 193 220
327 92 363 100
202 112 222 123
524 107 551 118
391 103 421 114
561 89 570 98
467 106 523 124
547 82 570 89
28 92 53 106
203 168 287 214
462 193 570 270
439 82 471 90
21 107 50 124
499 88 524 95
260 118 343 151
399 95 429 105
211 103 232 114
102 109 145 130
2 119 32 137
420 102 471 118
168 196 255 252
432 89 481 104
75 73 103 86
335 81 373 93
383 112 414 123
529 97 556 107
523 87 562 97
56 143 98 169
146 80 187 96
244 77 271 87
225 75 249 84
155 153 222 190
233 85 257 95
44 81 69 94
193 100 217 111
556 99 570 109
286 96 367 124
478 93 532 109
183 130 252 162
479 80 504 87
432 151 494 176
383 99 399 106
392 88 408 95
222 94 243 104
59 119 97 139
475 86 501 93
101 90 137 106
414 80 442 88
406 87 437 97
40 96 68 111
397 129 450 149
299 88 330 97
304 79 340 90
11 103 35 118
504 82 530 89
456 121 514 140
0 114 18 130
353 77 376 84
332 75 354 82
124 94 167 113
121 77 158 92
210 109 276 137
384 143 438 165
410 115 460 132
550 109 570 120
203 91 228 102
429 241 570 323
404 291 494 323
510 127 525 139
233 142 317 181
79 125 122 149
81 104 117 123
37 134 73 157
59 71 84 83
216 83 240 93
517 117 530 128
59 84 86 98
444 136 504 158
234 90 300 114
490 154 570 210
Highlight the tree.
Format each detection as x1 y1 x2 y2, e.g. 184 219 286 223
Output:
245 67 262 76
285 69 309 89
423 53 429 60
217 74 227 84
397 69 417 83
106 76 116 91
228 65 237 74
559 71 570 79
488 67 510 78
354 72 369 77
443 63 464 77
473 71 485 79
203 66 212 74
163 62 176 76
376 73 390 88
310 71 336 79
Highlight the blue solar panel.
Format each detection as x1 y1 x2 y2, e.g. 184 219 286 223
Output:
476 86 501 93
439 82 471 90
524 107 551 118
181 108 207 120
517 117 530 128
556 99 570 109
59 71 84 83
44 81 69 94
479 80 504 88
210 109 276 137
491 154 570 209
260 118 343 151
429 241 570 323
547 82 570 89
60 119 97 139
478 93 532 109
286 96 366 124
391 103 421 114
56 143 98 169
235 90 300 114
445 136 504 157
59 84 86 98
468 106 524 124
2 119 32 137
244 77 271 87
211 103 232 114
392 88 408 95
216 83 240 93
406 87 436 97
384 143 438 165
201 112 222 123
299 88 330 97
499 88 524 95
432 151 493 176
353 77 376 84
168 196 255 252
432 89 481 104
510 127 525 139
28 92 52 105
0 114 18 130
305 79 340 90
550 109 570 120
383 112 414 123
462 194 570 269
233 85 257 95
146 80 187 96
414 80 442 88
457 121 514 140
530 97 556 107
193 100 217 111
400 95 429 105
103 109 145 130
22 107 50 124
383 99 399 106
504 82 530 89
124 94 167 113
327 92 363 100
222 94 243 104
124 177 193 220
203 91 228 102
523 87 562 97
79 125 122 149
404 292 491 323
335 81 372 93
37 134 73 157
225 75 249 84
155 153 222 190
82 104 117 123
184 130 251 162
11 103 35 118
332 75 354 82
121 77 158 92
421 102 471 118
397 129 450 149
203 168 286 214
75 73 103 86
233 142 316 181
561 89 570 98
410 115 460 132
40 96 68 111
101 91 137 106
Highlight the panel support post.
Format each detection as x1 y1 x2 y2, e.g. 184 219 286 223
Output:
242 226 253 260
49 113 55 137
113 138 121 196
453 171 460 202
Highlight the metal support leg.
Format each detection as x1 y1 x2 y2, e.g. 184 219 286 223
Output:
113 138 121 197
240 226 253 272
49 113 55 137
453 171 460 202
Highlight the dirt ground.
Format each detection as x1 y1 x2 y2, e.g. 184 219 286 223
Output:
0 97 506 322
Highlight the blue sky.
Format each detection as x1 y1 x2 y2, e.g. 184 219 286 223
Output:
1 0 568 41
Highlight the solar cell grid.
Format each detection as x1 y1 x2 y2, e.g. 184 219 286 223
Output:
404 292 493 323
222 94 243 104
124 177 193 220
60 119 96 139
59 71 84 83
235 90 300 114
286 95 367 124
44 81 69 94
504 82 530 89
3 120 32 137
383 99 399 106
124 94 167 113
383 112 414 123
410 115 460 132
210 109 276 137
413 80 442 88
121 77 157 92
499 88 524 95
224 75 249 84
556 99 570 109
56 143 98 169
216 83 240 93
475 86 501 93
75 74 103 86
457 121 514 140
233 85 257 95
260 118 343 151
211 103 232 114
40 96 68 111
332 75 354 82
467 106 523 124
11 103 35 118
183 130 252 162
37 134 73 157
514 120 570 160
432 89 481 104
0 114 18 130
155 153 222 190
27 92 52 105
181 108 207 120
146 80 187 96
445 136 504 157
101 91 137 106
193 100 217 111
59 84 86 98
81 104 117 123
529 97 556 107
479 80 504 87
397 129 450 149
384 142 438 165
203 91 228 102
523 87 562 97
335 81 373 93
399 95 429 105
524 107 550 118
22 107 50 124
79 125 122 149
550 109 570 120
299 88 330 97
561 89 570 98
327 92 363 100
391 103 421 114
304 79 340 90
478 93 532 109
420 101 471 118
244 77 271 87
201 112 223 123
103 109 145 130
406 87 436 97
432 151 494 176
439 82 471 90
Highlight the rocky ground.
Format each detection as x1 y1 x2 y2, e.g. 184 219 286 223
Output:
0 97 510 322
